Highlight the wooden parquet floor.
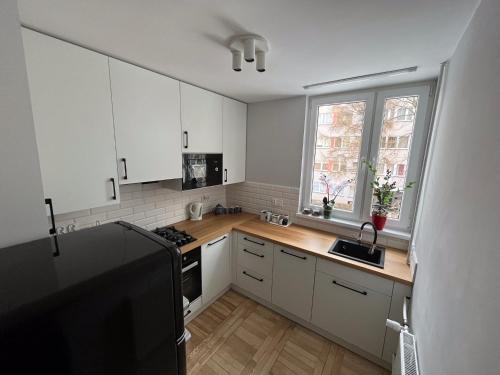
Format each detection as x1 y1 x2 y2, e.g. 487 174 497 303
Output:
186 290 389 375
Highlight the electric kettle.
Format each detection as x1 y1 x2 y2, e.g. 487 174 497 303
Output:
189 202 203 221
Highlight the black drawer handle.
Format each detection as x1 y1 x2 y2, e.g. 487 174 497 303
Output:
45 198 56 235
110 177 117 200
242 271 263 282
121 158 128 180
332 280 367 296
207 236 227 246
243 248 264 258
184 309 191 317
224 168 228 183
280 249 307 260
183 131 189 149
243 237 265 246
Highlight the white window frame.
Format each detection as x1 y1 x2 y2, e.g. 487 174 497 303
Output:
300 83 432 233
300 91 376 221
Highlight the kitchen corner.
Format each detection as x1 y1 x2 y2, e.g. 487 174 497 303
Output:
174 212 412 285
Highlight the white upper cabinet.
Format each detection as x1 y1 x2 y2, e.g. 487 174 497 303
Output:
22 29 119 215
108 58 182 184
180 83 223 153
222 97 247 185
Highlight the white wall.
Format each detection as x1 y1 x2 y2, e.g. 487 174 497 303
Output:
245 96 307 187
0 0 48 247
411 0 500 373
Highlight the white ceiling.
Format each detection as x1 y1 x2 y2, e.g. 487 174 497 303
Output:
17 0 479 103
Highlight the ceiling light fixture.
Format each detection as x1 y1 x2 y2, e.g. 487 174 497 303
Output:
229 34 269 73
231 50 242 71
303 66 418 90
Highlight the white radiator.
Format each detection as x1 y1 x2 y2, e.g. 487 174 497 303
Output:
392 330 419 375
387 297 420 375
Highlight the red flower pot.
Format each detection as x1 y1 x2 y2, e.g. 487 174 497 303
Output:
371 213 387 230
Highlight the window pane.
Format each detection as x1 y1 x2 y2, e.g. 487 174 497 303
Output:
375 95 419 220
311 101 367 212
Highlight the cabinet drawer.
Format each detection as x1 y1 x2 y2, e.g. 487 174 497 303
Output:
236 265 272 301
317 258 394 296
312 271 391 357
237 243 273 278
237 232 273 253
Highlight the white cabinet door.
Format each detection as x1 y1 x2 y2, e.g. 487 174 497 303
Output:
312 271 391 357
272 246 317 321
180 83 222 153
22 29 119 215
222 97 246 185
108 58 182 184
202 233 231 304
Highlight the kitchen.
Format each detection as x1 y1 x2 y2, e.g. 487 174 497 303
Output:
0 0 499 374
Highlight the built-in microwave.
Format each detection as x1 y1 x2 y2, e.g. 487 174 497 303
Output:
182 153 223 190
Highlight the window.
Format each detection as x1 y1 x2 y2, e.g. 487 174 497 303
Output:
397 164 406 176
318 112 332 125
387 136 397 148
309 99 367 213
332 137 343 148
398 135 410 148
301 84 432 232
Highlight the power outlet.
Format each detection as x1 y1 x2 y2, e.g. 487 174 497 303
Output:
272 198 283 207
201 195 210 202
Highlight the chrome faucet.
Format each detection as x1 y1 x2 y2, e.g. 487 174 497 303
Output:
358 222 378 255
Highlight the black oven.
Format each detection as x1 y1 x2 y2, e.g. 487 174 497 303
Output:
181 247 201 304
182 153 223 190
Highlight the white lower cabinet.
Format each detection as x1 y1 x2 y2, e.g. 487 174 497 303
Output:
202 234 231 304
311 270 392 357
271 245 316 321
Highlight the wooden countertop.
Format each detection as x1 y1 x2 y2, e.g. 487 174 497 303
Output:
176 213 412 285
175 213 256 252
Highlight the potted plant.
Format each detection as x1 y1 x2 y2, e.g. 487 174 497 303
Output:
320 174 353 219
364 160 415 230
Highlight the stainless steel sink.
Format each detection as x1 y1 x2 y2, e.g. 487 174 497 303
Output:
328 238 385 268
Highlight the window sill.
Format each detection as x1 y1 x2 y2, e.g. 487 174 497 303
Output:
295 212 411 241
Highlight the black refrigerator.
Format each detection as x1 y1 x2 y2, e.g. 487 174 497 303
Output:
0 221 186 375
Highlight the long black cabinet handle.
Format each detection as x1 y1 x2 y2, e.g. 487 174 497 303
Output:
183 131 189 149
224 168 228 183
332 280 368 296
207 236 227 246
184 309 191 317
45 198 56 235
110 178 117 200
242 271 264 282
280 249 307 260
243 248 264 258
121 158 128 180
243 237 265 246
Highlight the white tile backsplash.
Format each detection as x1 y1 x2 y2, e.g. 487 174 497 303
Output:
53 179 408 250
53 182 226 233
227 181 409 250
